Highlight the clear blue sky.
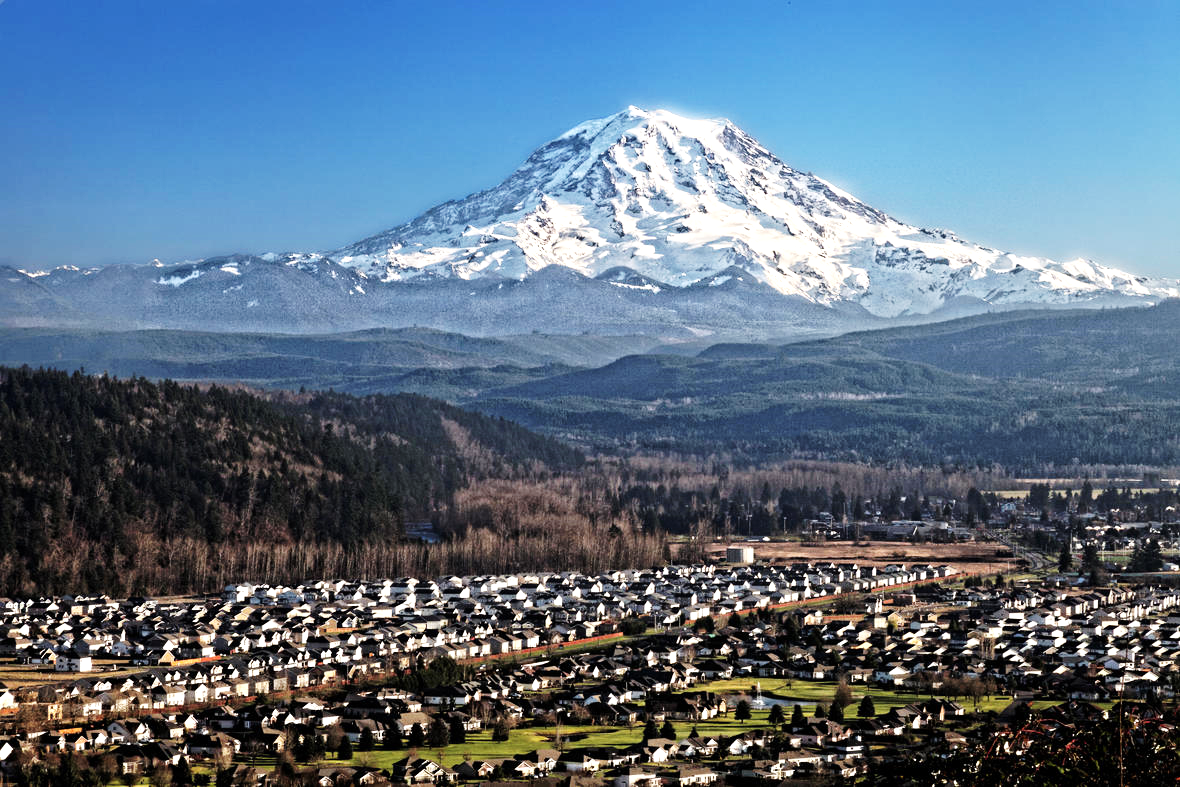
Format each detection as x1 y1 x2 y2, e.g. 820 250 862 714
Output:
1 0 1177 276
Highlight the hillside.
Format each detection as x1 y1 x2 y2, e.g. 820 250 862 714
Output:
458 301 1180 468
7 303 1180 470
0 366 582 596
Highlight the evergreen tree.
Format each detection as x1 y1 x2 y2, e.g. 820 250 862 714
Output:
338 736 353 761
172 759 193 786
828 702 844 722
1130 539 1164 572
815 703 827 719
767 704 784 726
408 723 425 748
449 716 467 744
428 718 451 748
791 704 806 729
858 695 876 717
734 700 751 721
1082 543 1104 585
1129 541 1144 572
358 728 376 752
642 718 659 741
1058 541 1073 572
782 614 801 644
293 734 312 762
660 720 676 740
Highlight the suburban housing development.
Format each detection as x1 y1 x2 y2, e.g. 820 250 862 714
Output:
2 558 1179 784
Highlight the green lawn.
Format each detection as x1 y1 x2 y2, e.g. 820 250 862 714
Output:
240 674 1080 775
314 680 1017 771
308 709 791 770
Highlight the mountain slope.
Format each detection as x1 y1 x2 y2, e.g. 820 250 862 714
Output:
452 301 1180 467
334 106 1176 317
4 107 1173 343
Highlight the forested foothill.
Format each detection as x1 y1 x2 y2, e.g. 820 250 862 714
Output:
0 366 581 596
459 301 1180 467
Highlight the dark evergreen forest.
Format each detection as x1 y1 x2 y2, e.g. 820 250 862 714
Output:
0 366 582 596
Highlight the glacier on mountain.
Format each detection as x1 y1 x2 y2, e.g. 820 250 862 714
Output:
331 106 1176 318
5 107 1176 339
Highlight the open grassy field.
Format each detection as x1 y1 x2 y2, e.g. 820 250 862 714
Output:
687 676 1016 715
307 707 793 770
305 675 1037 772
0 658 152 689
700 541 1014 576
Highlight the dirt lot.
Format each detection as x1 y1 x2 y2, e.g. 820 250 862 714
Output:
699 540 1016 576
0 659 149 690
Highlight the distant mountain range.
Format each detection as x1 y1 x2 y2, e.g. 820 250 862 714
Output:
4 107 1174 345
7 302 1180 468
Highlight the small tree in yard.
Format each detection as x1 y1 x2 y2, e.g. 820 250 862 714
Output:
768 704 784 727
828 702 844 722
660 720 676 740
620 617 647 636
450 717 467 745
408 723 425 748
734 700 751 721
338 736 353 761
172 759 194 785
149 764 173 787
791 704 806 728
643 718 659 741
358 728 376 752
815 703 827 719
275 753 297 787
832 679 853 714
428 718 451 749
326 725 345 754
859 695 876 717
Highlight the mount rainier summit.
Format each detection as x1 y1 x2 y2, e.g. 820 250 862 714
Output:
5 107 1176 341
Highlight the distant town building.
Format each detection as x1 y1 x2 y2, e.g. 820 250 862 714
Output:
726 546 755 564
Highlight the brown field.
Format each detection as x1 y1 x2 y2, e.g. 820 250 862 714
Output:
0 659 151 690
698 540 1016 576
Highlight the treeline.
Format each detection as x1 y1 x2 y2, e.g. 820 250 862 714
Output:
0 367 584 596
1027 480 1180 522
566 457 1003 537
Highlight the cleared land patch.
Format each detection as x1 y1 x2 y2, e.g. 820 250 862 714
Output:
699 540 1015 576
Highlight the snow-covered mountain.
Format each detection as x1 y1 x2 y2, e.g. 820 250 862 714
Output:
3 107 1175 342
333 106 1177 318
